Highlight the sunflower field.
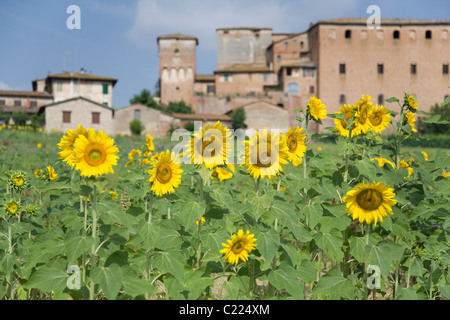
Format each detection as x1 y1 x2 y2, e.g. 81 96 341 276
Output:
0 94 449 300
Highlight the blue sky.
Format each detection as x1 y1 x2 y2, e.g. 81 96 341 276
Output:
1 0 449 109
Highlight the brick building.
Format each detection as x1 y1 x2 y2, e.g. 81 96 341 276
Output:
159 18 450 132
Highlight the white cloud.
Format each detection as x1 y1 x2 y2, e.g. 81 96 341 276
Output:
0 81 13 90
127 0 360 51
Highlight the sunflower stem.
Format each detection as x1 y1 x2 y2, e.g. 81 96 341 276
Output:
89 183 98 300
303 114 309 180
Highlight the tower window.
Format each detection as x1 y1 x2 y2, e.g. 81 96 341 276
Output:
443 63 449 75
378 94 384 105
286 68 292 76
134 109 140 119
277 55 281 62
411 63 417 75
426 30 432 39
284 42 288 49
339 94 346 104
393 30 400 39
377 63 384 75
300 41 304 49
310 86 315 94
339 63 346 75
345 30 352 39
102 84 108 94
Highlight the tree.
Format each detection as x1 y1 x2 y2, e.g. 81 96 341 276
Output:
11 111 28 126
129 89 163 111
231 107 246 129
166 101 194 114
154 78 161 97
130 119 145 136
418 101 450 135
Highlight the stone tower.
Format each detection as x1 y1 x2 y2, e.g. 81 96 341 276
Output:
157 33 198 106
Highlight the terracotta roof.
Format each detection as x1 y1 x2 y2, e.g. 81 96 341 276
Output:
217 27 272 31
171 113 231 121
0 90 53 98
38 96 115 114
195 74 215 82
47 71 118 85
311 18 450 28
280 61 317 68
157 33 198 44
215 63 271 74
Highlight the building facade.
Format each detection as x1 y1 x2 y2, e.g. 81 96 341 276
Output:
159 18 450 132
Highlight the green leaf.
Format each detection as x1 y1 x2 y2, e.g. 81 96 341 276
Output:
315 230 344 261
138 222 160 251
209 186 233 210
348 236 367 262
254 228 280 268
268 262 304 299
303 204 323 229
121 266 156 297
297 259 317 284
442 96 450 107
396 288 426 300
24 259 68 293
322 203 347 217
421 114 448 124
91 264 123 300
65 231 95 264
184 269 215 300
1 253 16 277
312 267 354 299
197 167 212 187
155 227 183 250
179 200 206 227
153 250 185 282
438 284 450 299
385 97 399 103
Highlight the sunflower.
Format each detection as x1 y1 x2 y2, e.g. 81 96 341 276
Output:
353 94 373 136
47 165 58 181
399 160 413 178
5 200 20 217
109 190 118 200
147 150 183 197
421 151 429 161
9 171 28 191
307 97 327 121
211 164 235 181
282 127 307 164
370 157 395 169
368 104 390 134
334 104 356 137
444 172 450 178
196 216 206 226
128 149 141 160
404 111 418 133
343 181 397 226
34 168 43 178
220 230 257 265
241 128 290 179
187 121 232 169
144 134 155 157
58 125 89 166
72 129 119 178
406 95 418 111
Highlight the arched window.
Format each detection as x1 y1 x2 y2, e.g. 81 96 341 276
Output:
426 30 432 39
393 30 400 39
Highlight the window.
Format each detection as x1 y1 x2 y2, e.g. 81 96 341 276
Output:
224 74 230 82
263 73 268 82
426 30 432 39
286 68 292 76
102 84 108 94
377 63 384 75
62 111 71 123
378 94 384 105
57 82 62 92
310 86 315 94
134 109 140 119
277 55 281 62
339 63 346 75
0 100 5 106
30 101 37 108
300 41 304 49
284 42 288 49
14 100 21 107
345 30 352 39
103 102 108 106
393 30 400 39
92 112 100 124
339 94 346 104
444 63 449 75
44 86 48 92
207 85 215 94
411 63 417 75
